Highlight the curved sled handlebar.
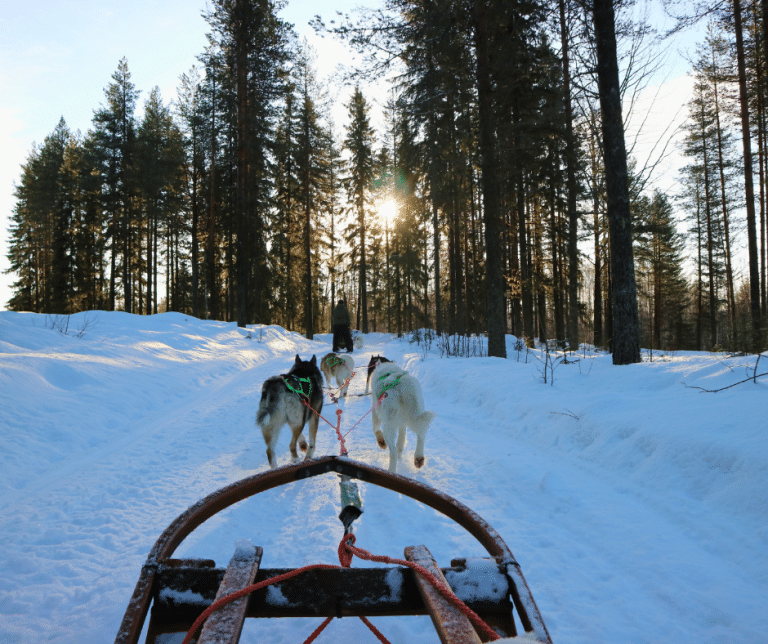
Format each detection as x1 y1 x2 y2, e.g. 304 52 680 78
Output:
115 456 550 644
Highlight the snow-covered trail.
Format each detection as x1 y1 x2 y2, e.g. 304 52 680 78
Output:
1 312 766 644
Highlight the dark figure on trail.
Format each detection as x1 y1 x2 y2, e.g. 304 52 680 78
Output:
332 299 354 353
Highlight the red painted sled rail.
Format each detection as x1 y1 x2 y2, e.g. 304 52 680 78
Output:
114 455 552 644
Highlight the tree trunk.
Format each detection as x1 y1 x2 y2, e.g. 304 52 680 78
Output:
700 98 717 348
593 0 640 364
515 108 534 344
733 0 763 349
235 0 249 328
305 186 313 339
359 190 368 334
560 0 580 351
207 72 219 321
191 159 199 319
474 0 507 358
712 61 737 343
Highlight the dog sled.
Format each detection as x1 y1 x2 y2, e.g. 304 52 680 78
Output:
115 455 552 644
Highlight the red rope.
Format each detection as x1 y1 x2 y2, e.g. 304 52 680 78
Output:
302 616 333 643
180 564 340 644
300 397 341 431
343 393 386 439
181 533 501 644
334 408 347 456
358 616 391 643
326 370 357 403
299 376 386 457
339 534 501 641
180 537 394 644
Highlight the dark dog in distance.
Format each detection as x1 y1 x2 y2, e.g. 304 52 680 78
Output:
365 355 391 394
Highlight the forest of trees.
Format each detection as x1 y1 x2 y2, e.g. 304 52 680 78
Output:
6 0 768 360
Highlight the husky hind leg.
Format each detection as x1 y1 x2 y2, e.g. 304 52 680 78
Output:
260 421 282 469
303 411 320 461
338 368 352 397
411 410 435 468
396 425 407 458
337 355 354 397
371 405 387 449
381 424 399 473
288 424 307 463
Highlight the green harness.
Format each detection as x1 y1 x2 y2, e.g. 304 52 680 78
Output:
327 355 346 369
378 372 403 395
283 374 313 400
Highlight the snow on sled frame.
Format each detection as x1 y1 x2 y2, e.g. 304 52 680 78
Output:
114 455 552 644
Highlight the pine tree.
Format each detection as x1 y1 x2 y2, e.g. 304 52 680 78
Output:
177 67 207 318
731 0 762 349
7 119 75 313
136 87 186 315
559 0 581 351
294 48 333 339
272 84 301 329
318 128 345 330
679 41 741 349
473 0 507 357
593 0 641 364
91 57 140 312
203 0 291 325
343 86 376 334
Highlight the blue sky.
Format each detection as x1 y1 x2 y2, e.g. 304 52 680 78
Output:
0 1 699 311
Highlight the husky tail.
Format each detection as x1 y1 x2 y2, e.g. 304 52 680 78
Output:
412 410 436 432
256 377 282 426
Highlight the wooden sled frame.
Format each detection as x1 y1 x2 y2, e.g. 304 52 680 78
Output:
115 455 552 644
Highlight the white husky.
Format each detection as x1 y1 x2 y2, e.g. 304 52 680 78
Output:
320 352 355 398
369 361 435 474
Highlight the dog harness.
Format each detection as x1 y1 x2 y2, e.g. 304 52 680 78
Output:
378 372 403 395
283 374 313 400
327 355 346 369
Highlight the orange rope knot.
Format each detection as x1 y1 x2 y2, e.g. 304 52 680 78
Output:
338 532 356 567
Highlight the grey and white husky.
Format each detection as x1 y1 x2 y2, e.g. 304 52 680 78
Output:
256 354 324 468
370 361 435 474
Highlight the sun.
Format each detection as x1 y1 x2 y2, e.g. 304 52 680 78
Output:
377 199 397 225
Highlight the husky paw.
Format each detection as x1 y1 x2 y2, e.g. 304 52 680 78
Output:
377 438 387 449
299 441 308 452
414 456 425 468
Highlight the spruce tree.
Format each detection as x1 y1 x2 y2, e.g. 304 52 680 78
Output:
634 191 690 351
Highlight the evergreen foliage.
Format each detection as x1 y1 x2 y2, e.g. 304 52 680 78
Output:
6 0 768 355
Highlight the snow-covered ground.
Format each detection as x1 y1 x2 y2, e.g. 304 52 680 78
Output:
1 310 766 644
